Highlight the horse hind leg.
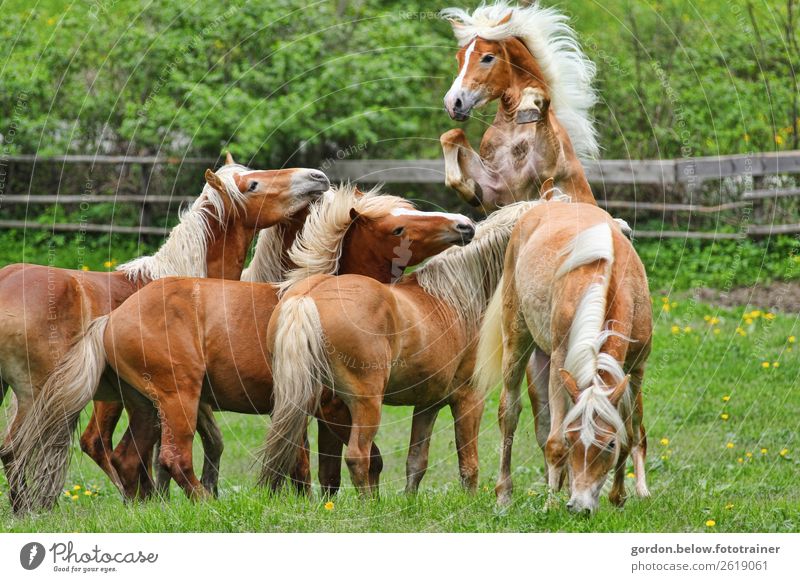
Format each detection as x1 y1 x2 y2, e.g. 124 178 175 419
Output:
155 390 208 501
343 395 383 497
1 383 32 513
196 403 224 497
111 398 159 501
404 405 440 495
80 401 125 495
451 388 485 494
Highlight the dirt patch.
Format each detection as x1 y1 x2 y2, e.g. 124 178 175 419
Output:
692 281 800 313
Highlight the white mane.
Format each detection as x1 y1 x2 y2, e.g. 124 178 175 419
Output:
441 1 599 159
414 199 540 329
117 163 249 282
558 222 630 451
241 226 289 283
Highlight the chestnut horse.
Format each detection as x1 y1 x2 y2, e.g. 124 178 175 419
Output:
440 2 598 209
3 163 330 512
16 185 475 505
475 201 652 513
261 199 554 496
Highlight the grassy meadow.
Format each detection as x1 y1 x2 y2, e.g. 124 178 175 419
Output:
1 298 797 532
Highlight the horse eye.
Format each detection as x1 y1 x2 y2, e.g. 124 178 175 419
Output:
607 441 616 451
392 226 405 236
248 181 258 192
481 54 495 64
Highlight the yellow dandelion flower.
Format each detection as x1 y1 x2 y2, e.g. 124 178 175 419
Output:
683 326 692 333
662 304 671 313
713 328 721 335
84 490 92 496
745 317 753 325
627 472 635 478
761 361 770 369
760 448 768 455
671 325 680 334
750 310 762 318
789 336 796 343
73 485 81 490
725 503 735 510
81 265 89 272
671 302 678 308
660 438 670 446
710 317 720 325
720 413 729 421
103 260 116 268
63 490 71 496
775 134 784 145
736 327 746 336
661 297 669 303
482 485 488 492
324 501 334 511
527 489 535 496
780 448 789 457
722 395 730 402
772 362 779 368
726 442 734 449
704 315 711 322
764 313 775 320
745 452 752 458
46 17 55 26
737 457 744 463
705 519 716 527
70 495 79 501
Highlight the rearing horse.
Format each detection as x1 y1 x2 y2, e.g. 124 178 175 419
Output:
440 2 598 209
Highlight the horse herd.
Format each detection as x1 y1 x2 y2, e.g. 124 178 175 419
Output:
0 2 651 517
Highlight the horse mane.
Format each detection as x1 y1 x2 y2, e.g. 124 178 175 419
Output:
441 1 599 159
117 163 250 282
240 225 288 283
558 222 630 451
279 183 413 293
413 199 542 329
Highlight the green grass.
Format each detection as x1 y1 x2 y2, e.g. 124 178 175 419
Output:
1 299 798 532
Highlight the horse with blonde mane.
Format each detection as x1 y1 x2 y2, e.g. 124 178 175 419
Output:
440 2 597 210
3 161 330 512
261 199 557 496
14 185 475 506
475 200 652 513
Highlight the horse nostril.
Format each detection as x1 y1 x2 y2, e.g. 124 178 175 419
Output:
454 97 463 110
456 223 475 235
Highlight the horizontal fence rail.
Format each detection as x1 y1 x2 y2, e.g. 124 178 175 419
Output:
1 152 799 239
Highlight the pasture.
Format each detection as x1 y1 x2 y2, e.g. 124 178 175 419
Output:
2 297 797 532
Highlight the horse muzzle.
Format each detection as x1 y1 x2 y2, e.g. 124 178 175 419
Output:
444 89 484 121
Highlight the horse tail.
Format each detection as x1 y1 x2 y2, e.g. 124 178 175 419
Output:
473 276 505 394
258 295 329 490
9 314 110 512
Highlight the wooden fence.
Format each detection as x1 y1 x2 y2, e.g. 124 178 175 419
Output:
1 152 799 239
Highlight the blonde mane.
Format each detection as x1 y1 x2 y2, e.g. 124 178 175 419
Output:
240 226 288 283
441 1 598 159
279 183 413 293
414 199 542 329
117 163 250 282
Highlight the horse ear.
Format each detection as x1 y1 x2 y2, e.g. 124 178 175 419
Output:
608 375 630 406
539 177 556 201
558 368 581 404
205 169 226 193
353 187 365 198
496 11 513 26
225 151 235 165
349 207 362 221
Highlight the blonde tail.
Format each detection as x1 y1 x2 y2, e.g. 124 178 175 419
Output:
258 296 330 490
473 276 505 394
8 315 109 512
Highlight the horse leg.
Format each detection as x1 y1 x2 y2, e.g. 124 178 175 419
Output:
544 350 570 506
196 403 223 497
630 367 650 498
288 428 311 496
440 129 502 207
451 388 484 494
317 420 344 496
80 401 125 494
609 446 630 508
343 396 382 497
155 392 208 501
111 396 159 501
496 314 535 507
404 406 440 495
526 349 551 454
1 384 31 513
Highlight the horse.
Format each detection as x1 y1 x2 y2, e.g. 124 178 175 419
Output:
261 199 553 496
14 184 475 506
439 2 598 210
1 161 330 512
474 200 652 513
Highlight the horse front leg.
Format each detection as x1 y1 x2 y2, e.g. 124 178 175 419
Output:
441 129 502 209
196 403 223 497
404 405 440 495
630 368 650 498
526 349 551 455
451 388 484 494
544 351 569 509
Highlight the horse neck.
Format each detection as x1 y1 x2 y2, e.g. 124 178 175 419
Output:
336 224 394 283
204 217 255 280
280 208 311 273
495 40 596 206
